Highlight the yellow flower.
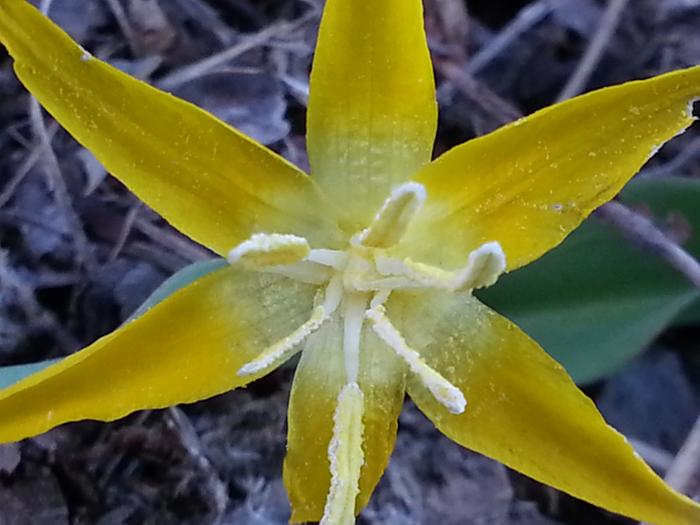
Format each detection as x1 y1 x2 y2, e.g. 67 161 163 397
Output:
1 1 699 524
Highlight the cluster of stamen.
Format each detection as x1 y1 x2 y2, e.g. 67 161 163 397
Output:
227 182 506 524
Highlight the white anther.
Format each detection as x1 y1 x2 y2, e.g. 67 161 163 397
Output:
451 241 506 290
78 45 92 62
321 382 365 525
228 233 310 268
354 182 426 248
366 305 466 415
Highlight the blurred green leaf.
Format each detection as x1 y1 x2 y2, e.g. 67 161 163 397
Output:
478 176 700 384
126 258 227 321
624 176 700 330
675 297 700 326
0 259 227 390
0 360 61 390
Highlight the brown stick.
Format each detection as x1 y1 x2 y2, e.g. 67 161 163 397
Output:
597 201 700 289
556 0 630 101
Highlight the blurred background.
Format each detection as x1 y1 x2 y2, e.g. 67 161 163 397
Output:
1 0 699 523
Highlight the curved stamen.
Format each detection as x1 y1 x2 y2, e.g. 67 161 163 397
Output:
320 382 365 525
237 306 328 377
237 276 344 377
374 240 506 292
366 304 466 415
451 241 506 290
354 182 426 248
308 248 349 270
263 261 332 285
228 233 310 267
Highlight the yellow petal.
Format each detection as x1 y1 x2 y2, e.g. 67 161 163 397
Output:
0 0 341 255
398 66 700 272
389 290 700 525
307 0 437 232
0 267 316 443
284 317 406 522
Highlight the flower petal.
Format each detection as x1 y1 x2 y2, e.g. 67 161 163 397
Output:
284 318 406 522
390 290 700 525
307 0 437 232
399 66 700 271
0 267 316 444
0 0 341 254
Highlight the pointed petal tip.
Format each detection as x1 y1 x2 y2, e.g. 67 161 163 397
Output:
403 63 700 273
0 0 340 255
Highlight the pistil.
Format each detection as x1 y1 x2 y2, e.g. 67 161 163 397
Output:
341 294 367 383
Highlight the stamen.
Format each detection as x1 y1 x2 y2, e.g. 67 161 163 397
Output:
342 294 367 383
370 289 391 309
308 249 349 270
323 274 344 313
237 306 327 376
451 241 506 290
238 277 343 377
374 241 506 292
355 182 426 248
387 258 454 288
320 382 365 525
263 261 332 285
228 233 310 268
366 305 466 415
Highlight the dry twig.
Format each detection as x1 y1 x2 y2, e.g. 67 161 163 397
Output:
664 415 700 499
166 407 229 523
0 121 59 208
158 12 316 90
29 98 97 271
133 216 212 263
108 202 142 262
467 0 553 75
556 0 630 101
102 0 140 55
438 61 522 127
597 201 700 289
0 250 80 353
641 415 700 525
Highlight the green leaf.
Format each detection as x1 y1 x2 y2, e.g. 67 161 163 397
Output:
478 176 700 384
126 258 227 321
0 360 61 390
624 176 700 330
0 259 227 390
675 297 700 327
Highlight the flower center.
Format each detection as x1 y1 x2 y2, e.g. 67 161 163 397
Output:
227 182 506 414
227 182 506 523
